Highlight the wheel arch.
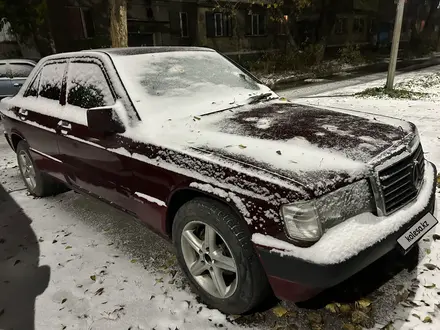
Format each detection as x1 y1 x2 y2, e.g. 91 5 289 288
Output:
10 131 26 151
165 187 250 238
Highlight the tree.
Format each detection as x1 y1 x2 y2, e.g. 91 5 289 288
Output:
0 0 56 56
109 0 128 48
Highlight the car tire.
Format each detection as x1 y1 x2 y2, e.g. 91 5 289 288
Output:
16 140 68 197
172 197 271 315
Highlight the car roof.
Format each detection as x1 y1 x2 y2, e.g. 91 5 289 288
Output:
99 46 215 56
0 59 36 65
42 46 215 62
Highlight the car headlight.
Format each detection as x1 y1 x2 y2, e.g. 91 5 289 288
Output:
281 180 374 243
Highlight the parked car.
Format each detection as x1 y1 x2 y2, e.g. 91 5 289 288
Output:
0 59 36 99
0 47 437 315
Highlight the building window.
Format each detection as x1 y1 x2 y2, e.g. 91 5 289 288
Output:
206 12 233 37
353 17 365 34
179 12 189 37
247 14 266 36
335 17 348 35
66 6 95 40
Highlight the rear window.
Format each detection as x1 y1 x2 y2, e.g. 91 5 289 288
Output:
10 63 34 78
0 63 9 78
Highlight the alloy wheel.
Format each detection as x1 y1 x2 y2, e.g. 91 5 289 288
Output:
18 150 37 190
181 221 238 299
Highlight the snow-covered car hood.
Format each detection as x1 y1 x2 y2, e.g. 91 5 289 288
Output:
181 101 414 196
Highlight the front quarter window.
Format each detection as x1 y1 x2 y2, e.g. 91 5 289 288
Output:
25 71 42 97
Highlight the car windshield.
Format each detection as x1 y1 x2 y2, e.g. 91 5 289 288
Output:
111 51 268 119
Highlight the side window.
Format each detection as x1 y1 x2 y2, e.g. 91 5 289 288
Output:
10 63 34 78
39 62 67 101
0 63 9 78
67 62 114 109
25 71 42 97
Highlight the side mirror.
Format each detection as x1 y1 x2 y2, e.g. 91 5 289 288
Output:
86 106 125 135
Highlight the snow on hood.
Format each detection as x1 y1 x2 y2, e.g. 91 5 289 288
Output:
128 101 413 196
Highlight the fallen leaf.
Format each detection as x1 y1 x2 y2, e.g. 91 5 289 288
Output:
425 248 431 254
325 303 340 313
433 234 440 241
424 263 438 270
412 313 420 319
13 260 20 266
381 322 395 330
193 116 201 121
52 239 57 244
272 305 288 317
339 304 352 313
238 144 247 149
423 316 432 323
424 283 436 289
351 310 371 325
130 259 137 263
61 298 67 304
355 299 372 312
95 288 104 296
276 150 282 155
90 275 96 281
65 246 72 250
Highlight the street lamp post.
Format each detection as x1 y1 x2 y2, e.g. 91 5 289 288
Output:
386 0 406 90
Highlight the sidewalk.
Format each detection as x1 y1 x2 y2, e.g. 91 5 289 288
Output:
259 52 440 91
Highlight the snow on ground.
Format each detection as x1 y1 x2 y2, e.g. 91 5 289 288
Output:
0 132 242 330
279 66 440 330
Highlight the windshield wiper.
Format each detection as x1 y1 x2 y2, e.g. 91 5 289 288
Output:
247 93 278 105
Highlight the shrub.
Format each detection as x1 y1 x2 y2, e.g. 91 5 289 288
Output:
338 43 364 65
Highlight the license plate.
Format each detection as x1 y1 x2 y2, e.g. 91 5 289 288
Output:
397 213 438 251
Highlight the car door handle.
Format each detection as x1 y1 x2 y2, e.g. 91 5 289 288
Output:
18 108 28 120
57 120 72 134
13 83 23 87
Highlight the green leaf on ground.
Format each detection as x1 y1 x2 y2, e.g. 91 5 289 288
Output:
130 259 137 263
423 316 432 323
424 284 436 289
239 144 247 149
90 275 96 281
425 248 431 254
325 303 340 313
272 305 288 317
65 246 72 250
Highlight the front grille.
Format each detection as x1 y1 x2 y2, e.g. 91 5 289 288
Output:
378 144 425 214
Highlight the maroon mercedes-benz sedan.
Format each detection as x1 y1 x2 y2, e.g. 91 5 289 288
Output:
0 47 437 315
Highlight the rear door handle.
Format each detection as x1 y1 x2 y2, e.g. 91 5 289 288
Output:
57 120 72 134
13 83 23 87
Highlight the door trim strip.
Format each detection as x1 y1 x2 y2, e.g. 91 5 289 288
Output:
29 147 63 163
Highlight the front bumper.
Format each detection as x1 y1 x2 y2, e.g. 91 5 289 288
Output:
257 161 437 302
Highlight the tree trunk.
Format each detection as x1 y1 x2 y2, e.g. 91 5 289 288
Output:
276 7 297 49
316 0 337 47
110 0 128 48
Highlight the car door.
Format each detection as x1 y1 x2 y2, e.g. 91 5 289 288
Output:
56 58 135 213
0 62 13 98
9 61 35 94
10 61 66 182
